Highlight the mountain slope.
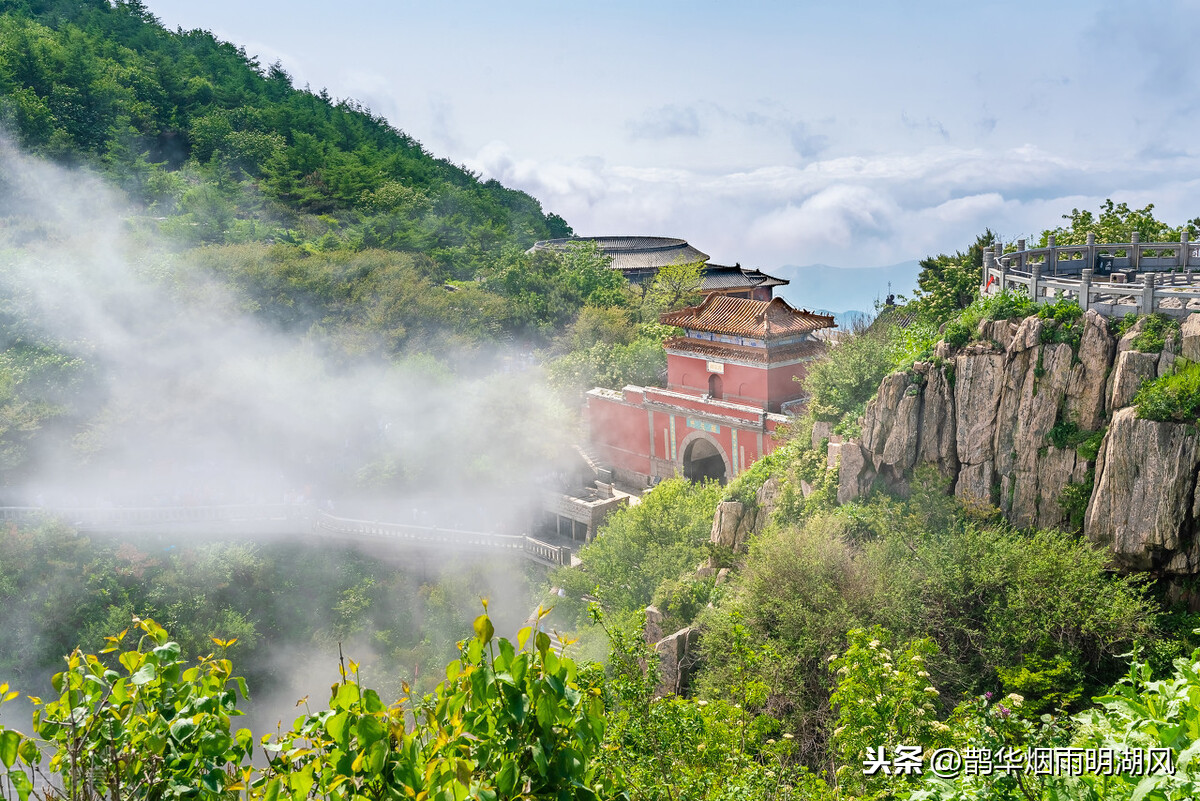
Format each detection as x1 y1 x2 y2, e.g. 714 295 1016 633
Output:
0 0 570 274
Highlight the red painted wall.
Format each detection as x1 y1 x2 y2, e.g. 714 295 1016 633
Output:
667 352 768 407
587 392 650 475
767 361 811 411
588 389 787 484
667 350 811 412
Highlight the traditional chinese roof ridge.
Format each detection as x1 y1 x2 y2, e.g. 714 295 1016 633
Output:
660 294 836 337
663 337 825 364
700 263 790 291
529 236 709 271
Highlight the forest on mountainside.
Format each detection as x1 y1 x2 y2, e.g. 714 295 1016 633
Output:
0 0 570 266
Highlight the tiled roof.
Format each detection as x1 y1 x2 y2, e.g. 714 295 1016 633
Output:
660 294 836 338
663 337 826 364
529 236 709 271
700 264 790 291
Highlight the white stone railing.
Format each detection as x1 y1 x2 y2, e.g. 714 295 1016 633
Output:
0 504 573 566
980 232 1200 318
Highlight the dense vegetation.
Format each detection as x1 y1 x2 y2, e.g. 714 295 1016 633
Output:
0 522 539 703
2 1 1200 794
0 0 569 268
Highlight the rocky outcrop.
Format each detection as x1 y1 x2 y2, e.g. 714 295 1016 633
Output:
917 363 959 475
654 626 700 696
1085 408 1200 573
833 309 1200 574
1066 310 1115 430
644 605 665 644
1182 314 1200 362
703 477 786 572
710 501 749 554
1108 351 1158 410
837 441 875 505
754 476 784 531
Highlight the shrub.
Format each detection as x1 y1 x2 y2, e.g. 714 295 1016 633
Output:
1112 311 1140 337
1045 420 1105 457
552 477 722 620
942 319 972 348
1036 296 1084 325
1134 361 1200 422
804 327 895 424
976 287 1037 322
997 648 1084 717
1058 472 1096 532
1132 312 1180 353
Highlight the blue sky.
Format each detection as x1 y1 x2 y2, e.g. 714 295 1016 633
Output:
146 0 1200 270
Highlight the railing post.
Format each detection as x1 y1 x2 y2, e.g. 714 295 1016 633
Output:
1016 238 1026 272
1047 234 1057 275
1086 231 1096 272
1141 271 1156 315
983 251 994 293
1182 230 1190 271
1131 231 1141 270
1080 268 1092 312
1030 261 1042 304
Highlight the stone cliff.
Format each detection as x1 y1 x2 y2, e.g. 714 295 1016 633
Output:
833 310 1200 575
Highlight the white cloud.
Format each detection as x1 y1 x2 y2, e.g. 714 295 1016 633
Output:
467 137 1200 268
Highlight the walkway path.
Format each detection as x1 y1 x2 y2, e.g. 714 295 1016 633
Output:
0 504 574 567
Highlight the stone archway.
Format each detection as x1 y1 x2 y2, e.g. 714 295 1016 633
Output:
679 431 729 485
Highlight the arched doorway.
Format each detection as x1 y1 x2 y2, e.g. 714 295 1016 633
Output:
708 374 723 399
683 437 727 484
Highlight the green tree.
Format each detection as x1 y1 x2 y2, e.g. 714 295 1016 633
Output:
1039 199 1200 246
910 230 996 324
643 260 705 319
553 478 722 622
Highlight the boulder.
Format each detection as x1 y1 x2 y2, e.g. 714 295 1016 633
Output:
1009 315 1044 353
1158 347 1177 378
754 476 784 530
826 440 843 470
917 365 958 475
1085 408 1200 573
1107 350 1159 410
982 319 1016 351
1117 316 1149 353
710 501 747 551
1180 313 1200 362
837 441 875 505
811 420 834 450
654 627 701 696
1066 310 1116 430
644 605 665 644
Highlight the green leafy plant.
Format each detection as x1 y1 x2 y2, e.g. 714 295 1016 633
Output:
1134 362 1200 423
829 627 950 796
1132 314 1181 353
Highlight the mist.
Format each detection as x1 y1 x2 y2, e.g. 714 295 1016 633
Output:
0 136 576 514
0 136 577 726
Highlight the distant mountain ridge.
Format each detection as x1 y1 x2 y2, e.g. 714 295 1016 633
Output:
773 260 922 317
812 310 873 330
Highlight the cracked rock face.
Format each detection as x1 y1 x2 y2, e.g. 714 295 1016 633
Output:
1085 408 1200 573
829 310 1200 573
